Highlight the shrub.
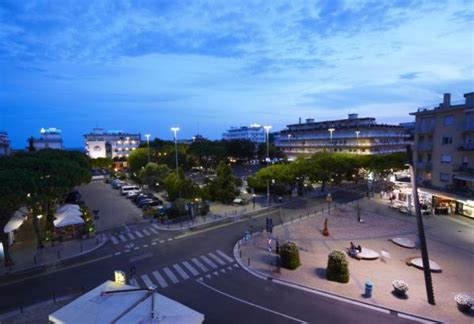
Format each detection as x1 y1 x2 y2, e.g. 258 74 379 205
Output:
279 242 301 270
326 250 350 283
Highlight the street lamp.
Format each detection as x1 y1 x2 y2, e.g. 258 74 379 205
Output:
355 131 360 154
145 134 151 163
264 125 272 206
328 128 335 144
252 194 256 210
170 127 180 176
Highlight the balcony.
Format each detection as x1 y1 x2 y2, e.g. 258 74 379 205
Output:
459 143 474 151
416 142 433 151
456 166 474 175
417 126 434 134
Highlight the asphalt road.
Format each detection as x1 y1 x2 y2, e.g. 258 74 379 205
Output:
0 189 417 323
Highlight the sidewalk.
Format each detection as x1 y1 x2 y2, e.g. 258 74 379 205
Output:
237 197 474 323
0 234 107 276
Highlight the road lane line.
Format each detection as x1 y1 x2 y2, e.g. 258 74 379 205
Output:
163 267 179 284
151 242 157 245
119 234 127 242
143 244 149 248
149 228 158 234
135 231 144 238
127 232 136 240
160 240 165 243
141 274 154 287
196 280 307 324
216 250 234 263
182 261 199 276
110 235 119 245
152 270 168 288
191 257 208 272
173 264 190 280
208 252 226 266
167 238 173 241
200 255 217 269
142 229 151 236
151 223 160 230
130 278 139 287
114 252 121 256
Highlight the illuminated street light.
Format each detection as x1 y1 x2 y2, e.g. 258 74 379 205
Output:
328 128 335 144
145 134 151 163
264 125 272 206
171 127 180 176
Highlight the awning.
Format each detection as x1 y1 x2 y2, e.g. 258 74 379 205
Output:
4 213 25 233
56 204 80 214
53 215 84 227
54 209 82 220
453 174 474 182
233 198 242 204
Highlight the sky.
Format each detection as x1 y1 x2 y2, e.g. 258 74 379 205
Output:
1 0 473 149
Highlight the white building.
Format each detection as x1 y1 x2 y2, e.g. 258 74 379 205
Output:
222 124 266 144
84 128 140 160
31 128 64 150
0 131 10 156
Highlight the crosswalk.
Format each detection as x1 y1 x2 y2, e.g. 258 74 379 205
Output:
109 223 162 245
129 250 239 289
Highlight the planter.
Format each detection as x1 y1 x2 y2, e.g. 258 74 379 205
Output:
392 280 408 297
394 287 407 297
454 294 472 313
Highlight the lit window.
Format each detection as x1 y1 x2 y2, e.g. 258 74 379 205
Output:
441 154 452 164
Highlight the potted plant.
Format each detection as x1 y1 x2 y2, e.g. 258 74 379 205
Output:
454 294 472 312
392 280 409 296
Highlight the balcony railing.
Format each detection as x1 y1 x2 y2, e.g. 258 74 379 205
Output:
276 141 412 148
456 166 474 175
459 143 474 151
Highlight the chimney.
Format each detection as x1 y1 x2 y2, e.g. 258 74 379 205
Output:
348 113 358 120
443 93 451 107
299 117 301 124
464 92 474 106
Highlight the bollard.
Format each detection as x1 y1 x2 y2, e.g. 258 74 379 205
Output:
364 281 373 298
53 291 57 303
300 214 302 220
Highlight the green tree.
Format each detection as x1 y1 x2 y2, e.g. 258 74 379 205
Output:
128 148 150 175
138 163 170 190
90 157 114 170
163 168 199 201
326 250 350 283
208 161 240 204
224 140 256 161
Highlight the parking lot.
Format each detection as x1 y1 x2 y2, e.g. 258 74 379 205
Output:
78 181 144 231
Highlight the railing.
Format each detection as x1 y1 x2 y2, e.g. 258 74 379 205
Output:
456 166 474 175
277 141 412 148
417 126 434 133
459 143 474 151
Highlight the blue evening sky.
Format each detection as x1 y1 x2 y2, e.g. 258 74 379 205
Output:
1 0 473 148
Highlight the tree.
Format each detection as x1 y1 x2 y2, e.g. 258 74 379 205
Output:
163 168 199 201
188 140 226 170
326 250 350 283
208 161 240 204
128 148 150 175
279 241 301 270
257 142 285 161
90 157 114 170
138 163 170 190
224 140 256 161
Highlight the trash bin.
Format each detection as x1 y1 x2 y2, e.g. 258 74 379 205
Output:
365 281 373 298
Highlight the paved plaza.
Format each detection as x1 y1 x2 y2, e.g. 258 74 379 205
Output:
239 197 474 323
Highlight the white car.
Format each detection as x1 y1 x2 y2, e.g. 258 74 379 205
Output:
127 190 141 198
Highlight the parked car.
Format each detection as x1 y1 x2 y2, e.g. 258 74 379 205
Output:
138 198 162 209
121 185 140 196
127 190 141 199
111 179 126 189
133 193 155 205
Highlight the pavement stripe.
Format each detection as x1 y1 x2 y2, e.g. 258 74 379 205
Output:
151 223 160 230
135 231 144 238
216 250 234 263
119 234 127 242
152 270 168 288
208 252 226 266
200 255 217 269
191 257 208 272
142 229 151 236
130 278 139 287
110 235 119 245
141 274 154 288
127 232 136 240
149 228 158 234
227 266 232 271
163 267 179 284
196 280 307 324
143 244 149 248
114 252 121 256
151 242 157 245
160 240 165 243
167 238 173 241
182 261 200 276
173 264 190 280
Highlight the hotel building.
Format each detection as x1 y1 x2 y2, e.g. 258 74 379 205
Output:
275 114 411 159
0 131 10 156
31 127 64 150
222 124 266 144
84 128 141 161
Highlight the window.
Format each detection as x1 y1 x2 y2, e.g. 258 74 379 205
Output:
417 154 423 163
462 156 469 166
427 153 432 162
439 173 450 182
443 115 454 126
442 136 453 144
441 154 452 164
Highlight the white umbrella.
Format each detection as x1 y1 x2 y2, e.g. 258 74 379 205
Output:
53 215 85 227
56 204 80 214
4 213 25 233
19 206 28 215
54 209 82 220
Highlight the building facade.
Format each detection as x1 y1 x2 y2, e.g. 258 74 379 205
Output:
222 124 266 144
0 131 11 156
411 92 474 195
84 128 141 160
31 128 64 150
275 114 411 159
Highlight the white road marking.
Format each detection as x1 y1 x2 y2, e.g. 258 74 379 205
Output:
114 252 121 256
220 269 226 274
142 229 151 236
160 240 165 243
196 280 308 323
182 261 199 276
208 252 226 266
151 242 157 245
149 228 158 234
133 247 140 250
191 258 208 272
227 266 232 271
129 278 139 287
143 244 149 248
127 232 136 240
152 270 168 288
163 267 179 284
167 238 173 241
110 235 119 245
119 234 127 242
135 231 144 238
233 263 239 268
200 255 217 269
124 250 130 253
213 271 219 276
216 250 234 263
151 223 160 230
141 274 154 288
173 264 190 280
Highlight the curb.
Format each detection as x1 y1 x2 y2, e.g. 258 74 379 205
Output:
0 235 108 278
233 239 443 324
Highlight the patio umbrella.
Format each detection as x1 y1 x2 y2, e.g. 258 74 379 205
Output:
53 214 85 227
56 204 80 214
4 213 26 233
54 209 82 220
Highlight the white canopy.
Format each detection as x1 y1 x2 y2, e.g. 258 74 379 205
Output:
56 204 80 214
18 206 28 215
53 214 84 228
54 209 82 221
4 213 25 233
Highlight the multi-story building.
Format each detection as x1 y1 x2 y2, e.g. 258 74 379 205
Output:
275 114 411 159
222 124 266 144
411 92 474 194
0 131 11 156
30 127 64 150
84 128 141 161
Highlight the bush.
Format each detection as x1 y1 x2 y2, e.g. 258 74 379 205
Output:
326 250 350 283
279 242 301 270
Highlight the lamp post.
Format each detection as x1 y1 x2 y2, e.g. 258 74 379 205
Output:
355 131 360 154
287 134 292 155
170 127 180 176
264 125 272 206
252 194 256 210
145 134 151 163
328 128 335 151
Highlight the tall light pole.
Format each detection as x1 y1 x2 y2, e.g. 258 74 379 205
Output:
328 128 335 153
287 134 292 155
264 125 272 206
355 131 360 155
145 134 151 163
171 127 180 176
